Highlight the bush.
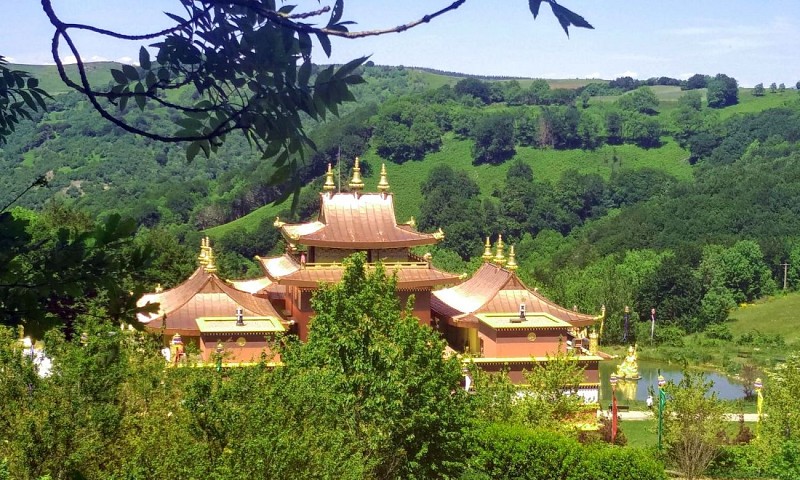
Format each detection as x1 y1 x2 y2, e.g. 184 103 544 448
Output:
707 444 768 479
466 423 666 480
704 323 733 341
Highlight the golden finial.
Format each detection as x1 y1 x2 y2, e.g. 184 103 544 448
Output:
323 163 336 192
154 283 163 293
273 216 285 228
433 227 445 240
198 236 209 266
506 245 518 271
349 156 364 191
494 234 506 266
407 216 416 230
204 244 218 274
377 163 390 192
481 236 493 262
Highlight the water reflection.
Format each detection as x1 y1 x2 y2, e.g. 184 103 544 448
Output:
600 360 744 403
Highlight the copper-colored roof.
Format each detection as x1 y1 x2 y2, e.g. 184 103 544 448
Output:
137 267 284 333
431 263 598 328
258 255 460 289
227 276 285 297
279 192 439 248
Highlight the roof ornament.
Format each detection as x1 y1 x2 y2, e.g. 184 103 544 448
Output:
493 234 506 266
506 244 518 272
204 241 218 274
323 163 336 193
349 156 364 192
433 227 445 241
481 236 493 262
406 216 416 230
377 163 390 194
154 283 163 293
273 216 285 228
198 236 209 266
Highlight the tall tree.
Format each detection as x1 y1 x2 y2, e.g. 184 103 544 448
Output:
706 74 739 108
281 253 470 478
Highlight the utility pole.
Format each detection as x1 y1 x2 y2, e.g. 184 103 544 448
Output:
781 262 789 290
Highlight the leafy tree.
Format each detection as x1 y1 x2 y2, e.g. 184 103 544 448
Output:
419 165 484 259
372 98 442 162
454 77 492 104
622 112 662 148
605 109 624 145
617 86 659 115
779 83 786 94
471 113 516 164
685 73 708 90
707 74 739 108
577 112 604 150
663 371 727 480
770 82 778 93
753 83 765 96
282 253 470 478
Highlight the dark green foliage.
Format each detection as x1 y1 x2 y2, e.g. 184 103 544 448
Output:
684 73 709 90
707 73 739 108
471 113 516 164
419 165 484 259
753 83 765 96
372 98 442 162
617 87 659 115
0 56 50 145
454 77 492 104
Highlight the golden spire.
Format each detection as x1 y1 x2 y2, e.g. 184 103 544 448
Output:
506 245 518 271
377 163 390 193
323 163 336 192
481 236 493 262
198 236 209 266
407 216 416 230
349 156 364 191
493 234 506 266
204 241 218 274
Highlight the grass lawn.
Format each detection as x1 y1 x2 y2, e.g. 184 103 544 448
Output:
727 291 800 345
622 419 757 449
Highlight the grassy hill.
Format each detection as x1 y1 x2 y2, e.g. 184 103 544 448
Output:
728 292 800 345
206 136 691 237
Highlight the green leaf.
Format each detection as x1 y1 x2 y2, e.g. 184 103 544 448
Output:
328 0 344 26
186 141 201 162
138 46 151 70
111 69 128 85
529 0 543 18
316 32 332 57
122 64 139 81
549 3 594 37
26 77 39 89
134 83 146 110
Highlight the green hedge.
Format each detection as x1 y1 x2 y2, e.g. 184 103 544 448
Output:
465 423 666 480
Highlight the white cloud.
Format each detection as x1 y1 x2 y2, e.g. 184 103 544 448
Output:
4 56 16 63
616 70 638 78
116 56 138 66
62 55 109 64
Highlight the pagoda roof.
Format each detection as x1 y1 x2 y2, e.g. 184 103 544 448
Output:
258 254 460 290
431 263 598 328
136 266 285 334
277 192 439 249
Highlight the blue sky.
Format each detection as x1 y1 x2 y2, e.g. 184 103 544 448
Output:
3 0 799 87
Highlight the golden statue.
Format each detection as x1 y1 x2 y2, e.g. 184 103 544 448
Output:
615 344 640 380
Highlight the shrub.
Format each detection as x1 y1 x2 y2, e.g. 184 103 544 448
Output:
466 423 667 480
704 323 733 341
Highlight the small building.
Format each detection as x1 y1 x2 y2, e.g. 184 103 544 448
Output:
137 240 288 364
431 236 603 399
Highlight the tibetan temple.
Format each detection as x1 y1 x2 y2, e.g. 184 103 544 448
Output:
138 159 603 398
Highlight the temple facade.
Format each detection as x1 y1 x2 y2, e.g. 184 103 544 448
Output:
137 160 603 394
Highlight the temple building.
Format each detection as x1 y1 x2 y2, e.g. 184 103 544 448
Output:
136 238 288 363
138 160 603 392
257 159 460 340
432 236 603 400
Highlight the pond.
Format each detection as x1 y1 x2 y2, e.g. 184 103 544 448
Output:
598 360 744 404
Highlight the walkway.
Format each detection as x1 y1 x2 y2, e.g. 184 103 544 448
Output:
603 410 760 422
